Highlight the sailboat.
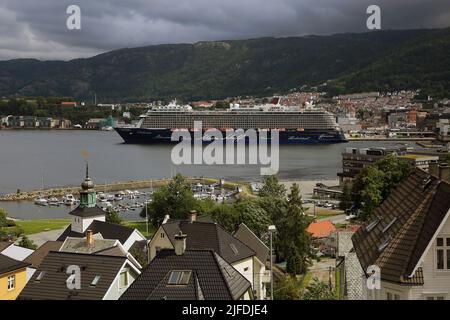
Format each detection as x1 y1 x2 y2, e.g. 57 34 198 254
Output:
34 171 48 206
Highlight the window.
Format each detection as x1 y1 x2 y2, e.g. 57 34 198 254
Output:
436 237 450 270
386 292 400 300
168 270 192 285
161 233 165 238
7 275 15 290
426 296 445 300
119 271 128 288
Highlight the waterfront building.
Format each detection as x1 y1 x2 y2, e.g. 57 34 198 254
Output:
338 146 407 185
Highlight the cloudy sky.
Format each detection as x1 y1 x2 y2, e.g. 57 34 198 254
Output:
1 0 449 61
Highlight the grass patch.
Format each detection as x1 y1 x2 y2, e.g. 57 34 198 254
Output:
123 221 156 237
15 219 70 235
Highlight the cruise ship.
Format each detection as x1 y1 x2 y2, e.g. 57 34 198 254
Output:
115 101 348 144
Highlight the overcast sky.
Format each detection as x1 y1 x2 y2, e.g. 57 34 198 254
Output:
1 0 449 61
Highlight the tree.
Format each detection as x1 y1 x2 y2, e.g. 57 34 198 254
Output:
0 208 7 227
280 184 313 275
105 207 123 225
140 174 197 226
339 183 353 212
444 153 450 166
302 278 337 300
210 203 239 233
234 201 271 239
351 155 413 221
258 176 286 198
18 235 37 250
273 276 303 300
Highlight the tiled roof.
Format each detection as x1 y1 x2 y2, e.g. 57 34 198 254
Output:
161 221 255 264
57 220 135 245
23 241 63 268
120 249 251 300
0 253 29 275
233 223 269 264
352 168 450 285
19 251 127 300
68 205 105 218
307 220 337 238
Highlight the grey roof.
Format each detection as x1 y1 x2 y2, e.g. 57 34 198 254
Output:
161 221 255 264
120 249 251 300
352 168 450 284
68 205 106 218
57 220 135 245
60 237 118 254
0 253 29 275
233 223 269 264
19 251 127 300
23 241 63 268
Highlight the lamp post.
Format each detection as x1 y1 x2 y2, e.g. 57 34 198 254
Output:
268 225 276 300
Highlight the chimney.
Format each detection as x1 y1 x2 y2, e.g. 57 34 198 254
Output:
174 231 187 256
86 230 93 246
162 215 170 224
439 163 450 183
189 210 197 223
429 161 439 177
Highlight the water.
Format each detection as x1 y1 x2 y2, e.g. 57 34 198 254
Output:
0 130 413 219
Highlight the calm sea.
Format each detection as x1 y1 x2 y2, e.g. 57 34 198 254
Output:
0 130 413 219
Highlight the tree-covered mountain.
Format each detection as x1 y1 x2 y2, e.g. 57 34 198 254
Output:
0 28 448 102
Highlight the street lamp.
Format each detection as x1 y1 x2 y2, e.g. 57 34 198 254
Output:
268 225 276 300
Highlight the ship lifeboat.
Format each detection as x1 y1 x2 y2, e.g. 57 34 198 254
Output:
297 128 305 132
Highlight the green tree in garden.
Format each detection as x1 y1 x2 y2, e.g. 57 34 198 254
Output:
105 207 123 225
444 153 450 166
280 184 313 275
258 175 286 198
302 278 337 300
339 183 353 212
233 200 271 239
141 174 197 226
273 276 303 300
210 203 239 233
18 235 37 250
351 155 413 221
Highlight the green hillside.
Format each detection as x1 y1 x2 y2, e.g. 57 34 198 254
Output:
0 28 448 101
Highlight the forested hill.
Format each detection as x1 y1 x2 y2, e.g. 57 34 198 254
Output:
0 28 448 102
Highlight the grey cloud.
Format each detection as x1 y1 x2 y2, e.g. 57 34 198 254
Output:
1 0 449 60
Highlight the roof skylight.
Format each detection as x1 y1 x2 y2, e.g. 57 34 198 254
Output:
168 270 191 285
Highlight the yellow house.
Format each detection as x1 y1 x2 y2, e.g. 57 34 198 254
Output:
0 253 29 300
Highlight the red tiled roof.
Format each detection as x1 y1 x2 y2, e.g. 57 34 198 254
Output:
307 220 336 238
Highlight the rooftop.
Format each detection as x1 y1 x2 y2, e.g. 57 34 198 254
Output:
120 249 251 300
0 253 29 275
352 168 450 285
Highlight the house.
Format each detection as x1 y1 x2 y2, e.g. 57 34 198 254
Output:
307 220 337 256
148 212 266 298
121 232 252 300
59 231 142 269
56 165 146 251
233 223 270 299
19 251 140 300
0 241 35 281
23 241 63 269
60 102 78 108
334 227 365 300
0 253 29 300
352 164 450 300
